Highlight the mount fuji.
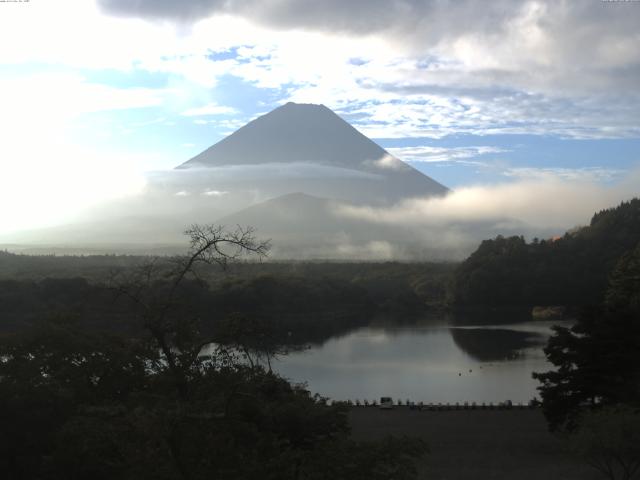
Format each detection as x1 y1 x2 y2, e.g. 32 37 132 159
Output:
2 103 456 259
174 102 447 205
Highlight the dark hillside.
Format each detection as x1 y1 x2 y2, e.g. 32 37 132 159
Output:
453 198 640 308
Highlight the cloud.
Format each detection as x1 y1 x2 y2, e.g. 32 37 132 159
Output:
363 154 410 171
0 73 166 123
202 189 229 196
168 162 381 180
193 118 248 132
0 143 147 235
6 1 639 140
181 102 238 116
334 171 640 255
93 0 612 53
97 0 228 23
503 167 625 183
337 90 640 140
388 146 507 163
336 240 396 259
97 0 640 94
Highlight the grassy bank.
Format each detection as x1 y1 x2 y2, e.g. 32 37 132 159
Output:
349 407 596 479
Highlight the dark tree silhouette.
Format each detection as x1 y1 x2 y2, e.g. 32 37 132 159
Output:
109 224 270 399
533 242 640 431
569 406 640 480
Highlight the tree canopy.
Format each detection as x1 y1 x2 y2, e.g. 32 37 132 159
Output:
453 198 640 308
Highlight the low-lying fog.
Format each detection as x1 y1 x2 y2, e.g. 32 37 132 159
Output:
2 162 637 260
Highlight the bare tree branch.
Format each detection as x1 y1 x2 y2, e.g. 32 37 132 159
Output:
107 224 270 400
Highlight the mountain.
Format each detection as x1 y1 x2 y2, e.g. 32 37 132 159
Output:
1 103 454 259
175 102 447 205
180 103 385 169
216 192 382 258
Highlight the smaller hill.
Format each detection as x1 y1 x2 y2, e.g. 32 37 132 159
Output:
215 192 418 260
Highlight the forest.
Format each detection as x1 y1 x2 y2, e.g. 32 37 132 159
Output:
452 198 640 309
0 251 453 343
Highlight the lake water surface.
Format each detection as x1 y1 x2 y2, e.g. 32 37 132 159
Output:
274 319 570 404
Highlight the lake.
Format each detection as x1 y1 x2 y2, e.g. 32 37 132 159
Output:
274 319 570 404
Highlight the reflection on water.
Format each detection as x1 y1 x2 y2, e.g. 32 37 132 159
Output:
274 319 570 403
450 328 542 362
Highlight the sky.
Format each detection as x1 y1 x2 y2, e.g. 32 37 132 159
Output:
0 0 639 236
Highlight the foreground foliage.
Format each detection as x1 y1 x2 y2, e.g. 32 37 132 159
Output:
0 319 426 480
0 225 427 479
534 242 640 480
533 242 640 431
569 406 640 480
